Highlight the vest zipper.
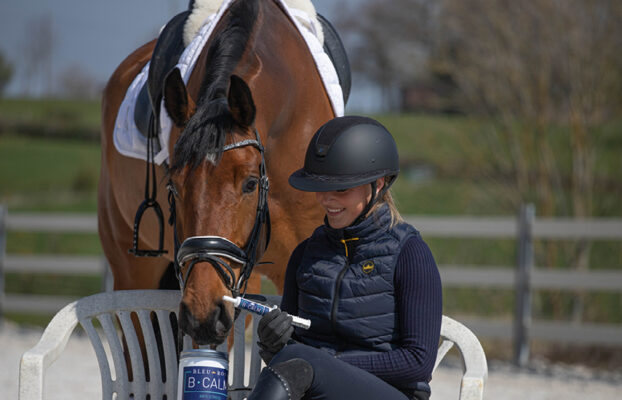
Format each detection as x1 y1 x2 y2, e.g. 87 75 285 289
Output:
330 238 359 332
331 262 350 331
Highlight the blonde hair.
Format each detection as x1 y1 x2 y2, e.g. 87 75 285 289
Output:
369 175 403 227
371 190 403 227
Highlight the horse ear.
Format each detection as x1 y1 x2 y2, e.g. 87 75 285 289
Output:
228 75 256 127
163 68 196 127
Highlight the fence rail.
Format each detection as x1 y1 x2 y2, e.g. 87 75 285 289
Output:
5 213 98 232
1 205 622 365
439 266 622 291
404 215 622 239
5 255 103 274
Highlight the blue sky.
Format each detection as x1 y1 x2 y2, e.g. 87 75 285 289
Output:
0 0 380 111
0 0 186 95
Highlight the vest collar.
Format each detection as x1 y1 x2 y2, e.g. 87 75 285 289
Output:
323 203 392 244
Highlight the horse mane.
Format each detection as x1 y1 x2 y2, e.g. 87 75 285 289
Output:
172 0 259 172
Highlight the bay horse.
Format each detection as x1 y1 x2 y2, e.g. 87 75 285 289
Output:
98 0 334 345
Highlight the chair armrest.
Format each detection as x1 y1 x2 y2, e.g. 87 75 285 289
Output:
19 301 80 400
439 316 488 400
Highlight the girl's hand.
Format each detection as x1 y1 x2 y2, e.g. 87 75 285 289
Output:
257 308 294 362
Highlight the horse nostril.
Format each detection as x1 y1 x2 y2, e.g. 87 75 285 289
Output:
179 301 194 331
214 300 232 332
180 300 190 316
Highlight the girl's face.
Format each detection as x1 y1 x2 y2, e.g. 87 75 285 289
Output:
315 178 384 229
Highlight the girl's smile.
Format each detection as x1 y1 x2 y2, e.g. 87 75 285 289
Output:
315 178 384 229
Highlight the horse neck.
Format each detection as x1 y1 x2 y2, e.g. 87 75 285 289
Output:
237 0 335 137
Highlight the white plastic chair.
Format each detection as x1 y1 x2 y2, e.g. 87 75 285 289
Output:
18 290 182 400
19 290 487 400
435 316 488 400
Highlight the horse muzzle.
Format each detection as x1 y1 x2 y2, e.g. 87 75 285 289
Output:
179 299 233 345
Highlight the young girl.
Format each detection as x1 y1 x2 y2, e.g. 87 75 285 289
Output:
248 116 442 400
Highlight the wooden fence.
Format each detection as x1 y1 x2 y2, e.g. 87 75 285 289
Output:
0 207 112 314
1 204 622 366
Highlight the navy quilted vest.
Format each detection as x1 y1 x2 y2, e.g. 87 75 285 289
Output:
295 204 419 353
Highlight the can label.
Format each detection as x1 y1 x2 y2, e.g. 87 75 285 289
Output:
181 366 228 399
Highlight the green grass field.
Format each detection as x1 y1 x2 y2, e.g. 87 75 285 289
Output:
0 98 100 141
1 99 621 331
0 136 100 211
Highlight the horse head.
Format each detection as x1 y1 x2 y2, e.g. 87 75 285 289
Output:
163 68 269 344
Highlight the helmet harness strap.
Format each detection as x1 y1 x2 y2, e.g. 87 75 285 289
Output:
351 176 395 227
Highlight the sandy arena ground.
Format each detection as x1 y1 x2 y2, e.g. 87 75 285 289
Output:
2 320 621 400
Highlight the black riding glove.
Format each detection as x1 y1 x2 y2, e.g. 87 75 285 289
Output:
257 308 293 363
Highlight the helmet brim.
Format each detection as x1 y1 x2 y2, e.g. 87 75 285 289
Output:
288 168 397 192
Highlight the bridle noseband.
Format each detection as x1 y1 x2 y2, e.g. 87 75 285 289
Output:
167 128 271 298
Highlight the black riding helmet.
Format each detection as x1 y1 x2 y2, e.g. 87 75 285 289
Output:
289 116 399 224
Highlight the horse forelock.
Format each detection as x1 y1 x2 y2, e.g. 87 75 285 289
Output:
172 98 233 172
172 0 259 172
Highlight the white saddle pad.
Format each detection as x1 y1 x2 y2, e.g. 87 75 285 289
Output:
113 0 344 165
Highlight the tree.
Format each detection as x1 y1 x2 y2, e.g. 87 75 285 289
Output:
341 0 622 214
436 0 622 209
337 0 443 110
22 15 54 96
435 0 622 320
57 64 102 99
0 51 14 96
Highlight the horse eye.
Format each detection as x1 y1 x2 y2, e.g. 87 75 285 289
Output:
243 177 258 193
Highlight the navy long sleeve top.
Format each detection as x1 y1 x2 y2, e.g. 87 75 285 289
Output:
281 233 443 388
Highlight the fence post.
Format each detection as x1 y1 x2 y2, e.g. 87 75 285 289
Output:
0 205 6 324
514 203 535 367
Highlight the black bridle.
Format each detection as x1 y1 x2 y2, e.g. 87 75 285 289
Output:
167 128 271 298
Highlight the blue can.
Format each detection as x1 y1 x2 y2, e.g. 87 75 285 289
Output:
177 349 228 400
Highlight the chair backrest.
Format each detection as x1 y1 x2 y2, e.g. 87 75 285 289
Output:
19 290 182 400
19 290 487 400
